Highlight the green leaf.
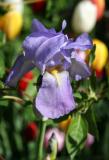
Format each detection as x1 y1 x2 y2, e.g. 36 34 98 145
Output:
0 80 4 89
74 92 82 100
89 44 96 66
66 114 88 160
85 107 99 140
0 31 6 47
0 53 5 78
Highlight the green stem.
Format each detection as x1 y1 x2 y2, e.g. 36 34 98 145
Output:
37 118 47 160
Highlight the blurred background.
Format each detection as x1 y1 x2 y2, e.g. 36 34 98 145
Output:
0 0 109 160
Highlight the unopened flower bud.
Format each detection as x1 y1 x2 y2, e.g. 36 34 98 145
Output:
85 133 95 148
5 0 24 13
71 0 97 33
44 128 65 152
24 122 38 142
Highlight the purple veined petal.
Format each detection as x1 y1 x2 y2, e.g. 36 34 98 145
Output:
23 32 50 59
34 34 67 72
46 52 70 71
31 19 48 33
48 28 57 34
68 55 91 81
63 33 93 50
23 31 62 60
6 54 35 87
35 71 75 119
61 48 72 63
31 19 57 34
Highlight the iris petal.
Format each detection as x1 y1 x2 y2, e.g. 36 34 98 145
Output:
69 55 91 80
31 19 57 34
34 34 67 72
63 33 93 50
6 54 34 87
35 71 75 119
31 19 48 33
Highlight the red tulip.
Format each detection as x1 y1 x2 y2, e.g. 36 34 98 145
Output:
24 122 38 142
95 69 104 78
32 0 46 12
91 0 105 20
18 71 34 91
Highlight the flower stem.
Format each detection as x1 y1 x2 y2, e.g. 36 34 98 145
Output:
37 118 47 160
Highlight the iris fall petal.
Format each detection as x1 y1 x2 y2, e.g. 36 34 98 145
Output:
6 54 35 87
35 71 75 119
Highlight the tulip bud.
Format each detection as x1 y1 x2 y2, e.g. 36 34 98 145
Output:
32 0 46 12
0 11 23 40
24 122 38 142
5 0 24 13
91 0 105 20
71 0 97 33
44 128 65 152
18 71 34 91
92 39 108 71
95 69 104 78
85 133 95 148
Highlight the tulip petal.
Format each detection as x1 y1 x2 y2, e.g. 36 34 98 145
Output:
6 54 34 87
35 71 75 119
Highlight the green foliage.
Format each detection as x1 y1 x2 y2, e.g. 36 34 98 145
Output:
89 44 96 67
66 114 88 159
0 52 5 78
103 122 109 160
85 107 99 140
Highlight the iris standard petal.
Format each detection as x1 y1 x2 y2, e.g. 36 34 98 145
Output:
35 71 75 119
63 33 93 50
23 32 50 59
34 34 67 72
31 19 48 33
23 33 67 72
68 55 91 80
31 19 57 34
6 54 35 87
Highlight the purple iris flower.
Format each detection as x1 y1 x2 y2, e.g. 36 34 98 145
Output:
6 19 93 119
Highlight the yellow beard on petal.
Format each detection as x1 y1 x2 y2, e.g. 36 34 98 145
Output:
50 69 61 86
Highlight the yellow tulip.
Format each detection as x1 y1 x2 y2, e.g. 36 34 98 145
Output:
0 11 23 40
92 39 108 71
